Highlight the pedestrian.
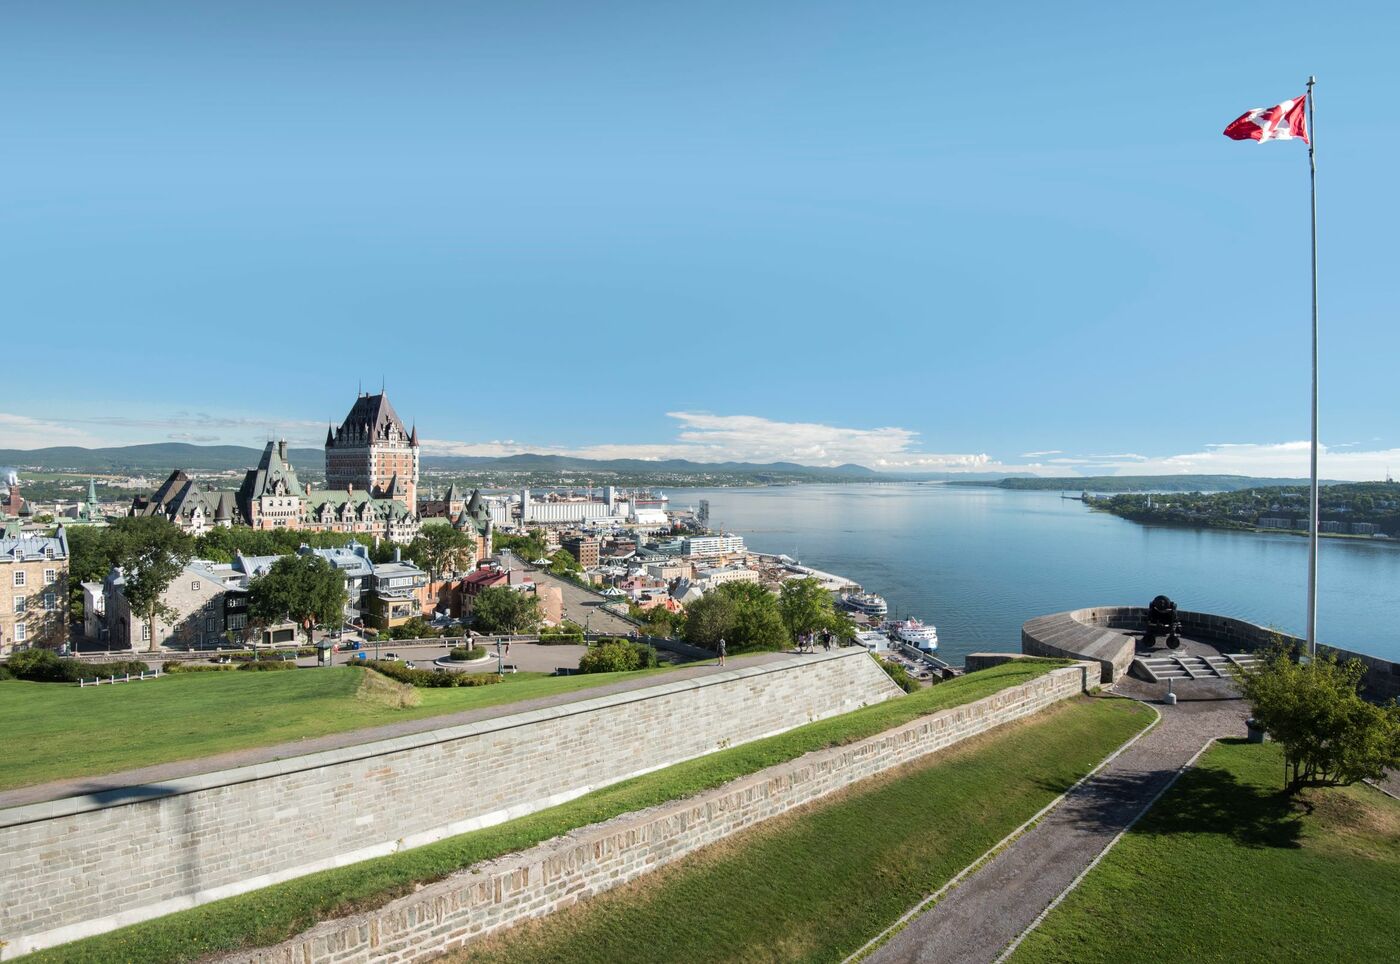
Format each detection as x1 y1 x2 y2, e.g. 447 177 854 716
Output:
823 630 832 652
717 636 727 666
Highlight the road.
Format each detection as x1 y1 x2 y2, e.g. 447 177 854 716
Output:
499 551 636 636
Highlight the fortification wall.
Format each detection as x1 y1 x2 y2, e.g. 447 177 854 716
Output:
0 650 900 959
225 663 1096 964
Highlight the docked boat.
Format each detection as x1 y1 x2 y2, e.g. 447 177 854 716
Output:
839 591 888 618
886 617 939 652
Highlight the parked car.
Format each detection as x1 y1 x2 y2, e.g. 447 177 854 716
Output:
383 652 399 660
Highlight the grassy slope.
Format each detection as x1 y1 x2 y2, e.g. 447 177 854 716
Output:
1012 740 1400 963
0 664 688 791
454 697 1153 964
32 660 1072 963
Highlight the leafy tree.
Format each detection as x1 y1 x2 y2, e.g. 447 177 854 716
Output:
875 655 920 693
548 549 581 575
492 528 549 561
247 554 348 647
471 586 540 635
779 577 837 640
110 516 194 652
1237 644 1400 791
682 582 785 653
406 526 477 594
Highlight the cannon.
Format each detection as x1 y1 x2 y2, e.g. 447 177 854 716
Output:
1142 595 1181 650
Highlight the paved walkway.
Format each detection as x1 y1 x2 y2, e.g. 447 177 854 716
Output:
0 652 792 811
867 683 1247 964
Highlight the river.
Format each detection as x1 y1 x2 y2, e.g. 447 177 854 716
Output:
670 483 1400 666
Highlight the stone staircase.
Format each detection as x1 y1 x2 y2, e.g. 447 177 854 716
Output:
1132 652 1261 683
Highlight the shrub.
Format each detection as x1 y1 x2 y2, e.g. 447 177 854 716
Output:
578 638 660 674
537 631 585 645
162 661 236 674
448 646 487 662
386 618 443 641
5 649 150 683
0 665 12 680
238 660 297 672
875 656 919 693
363 661 503 688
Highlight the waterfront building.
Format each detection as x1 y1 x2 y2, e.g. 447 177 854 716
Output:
0 527 69 654
681 534 746 559
695 565 760 589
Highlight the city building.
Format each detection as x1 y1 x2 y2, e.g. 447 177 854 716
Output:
103 559 260 651
682 534 746 559
1352 522 1381 536
695 565 760 589
131 470 238 534
362 557 428 631
1257 517 1291 529
562 535 600 568
325 391 420 511
0 527 69 654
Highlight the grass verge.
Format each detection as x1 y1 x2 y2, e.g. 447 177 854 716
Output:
451 696 1153 963
1010 739 1400 962
31 659 1070 963
0 663 696 791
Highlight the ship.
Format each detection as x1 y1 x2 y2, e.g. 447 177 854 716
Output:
839 591 888 618
886 617 939 652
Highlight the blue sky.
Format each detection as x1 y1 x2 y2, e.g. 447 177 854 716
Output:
4 1 1397 477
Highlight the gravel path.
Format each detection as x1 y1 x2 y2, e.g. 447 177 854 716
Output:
866 687 1247 964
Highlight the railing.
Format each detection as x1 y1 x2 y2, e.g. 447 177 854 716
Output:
77 671 161 687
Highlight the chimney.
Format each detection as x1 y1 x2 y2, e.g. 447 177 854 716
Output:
394 547 402 563
278 439 287 461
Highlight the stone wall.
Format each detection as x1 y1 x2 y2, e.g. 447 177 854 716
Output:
224 663 1096 964
0 650 900 959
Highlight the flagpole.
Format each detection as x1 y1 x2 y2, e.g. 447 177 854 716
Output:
1305 75 1319 659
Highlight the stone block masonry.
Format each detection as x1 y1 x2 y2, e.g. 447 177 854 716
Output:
225 662 1096 964
0 650 901 959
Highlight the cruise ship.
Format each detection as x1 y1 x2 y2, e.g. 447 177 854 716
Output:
839 591 888 618
886 617 939 652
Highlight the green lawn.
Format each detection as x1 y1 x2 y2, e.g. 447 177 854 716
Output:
453 696 1153 964
1011 740 1400 963
0 664 692 791
30 659 1074 964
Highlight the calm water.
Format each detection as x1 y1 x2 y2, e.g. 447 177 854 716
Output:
675 484 1400 666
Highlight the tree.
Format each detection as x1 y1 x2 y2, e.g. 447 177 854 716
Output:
471 586 540 635
578 638 659 674
779 577 837 641
110 516 194 652
682 582 785 653
247 554 348 647
1237 644 1400 791
407 525 477 601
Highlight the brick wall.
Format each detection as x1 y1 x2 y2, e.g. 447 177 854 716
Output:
223 663 1095 964
0 650 901 958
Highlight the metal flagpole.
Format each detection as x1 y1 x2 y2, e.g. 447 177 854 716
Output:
1305 75 1319 659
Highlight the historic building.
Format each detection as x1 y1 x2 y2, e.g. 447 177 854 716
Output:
325 392 420 511
0 526 69 654
130 470 238 534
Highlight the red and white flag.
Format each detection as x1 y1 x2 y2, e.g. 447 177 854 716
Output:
1223 95 1309 144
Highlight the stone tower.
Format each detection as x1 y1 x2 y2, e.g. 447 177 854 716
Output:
324 392 420 512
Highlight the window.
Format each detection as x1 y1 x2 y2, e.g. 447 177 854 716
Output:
205 617 216 633
44 568 56 583
191 580 201 591
13 571 24 587
141 623 151 642
44 593 56 611
15 623 26 641
44 546 54 558
14 596 25 614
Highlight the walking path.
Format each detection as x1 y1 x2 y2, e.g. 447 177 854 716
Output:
866 683 1247 964
0 652 789 811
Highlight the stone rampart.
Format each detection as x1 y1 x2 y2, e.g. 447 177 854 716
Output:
0 650 900 959
222 663 1096 964
1022 606 1400 700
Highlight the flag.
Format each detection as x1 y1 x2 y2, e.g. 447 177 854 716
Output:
1223 95 1309 144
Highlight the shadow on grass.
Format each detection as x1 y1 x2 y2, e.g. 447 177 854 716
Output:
1036 739 1303 850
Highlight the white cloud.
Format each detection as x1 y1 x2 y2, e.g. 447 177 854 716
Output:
0 413 107 449
0 411 328 449
1040 441 1399 482
1021 450 1063 458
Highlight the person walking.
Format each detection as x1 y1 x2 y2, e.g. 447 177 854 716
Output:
717 636 727 667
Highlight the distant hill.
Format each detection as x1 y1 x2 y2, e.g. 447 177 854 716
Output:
947 474 1328 493
0 443 323 474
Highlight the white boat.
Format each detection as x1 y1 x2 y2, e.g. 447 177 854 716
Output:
886 617 938 652
840 591 888 618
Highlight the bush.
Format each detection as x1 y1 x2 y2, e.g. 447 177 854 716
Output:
0 665 12 681
162 662 236 674
5 649 150 683
536 632 585 645
386 618 443 641
363 660 503 688
448 646 487 662
578 638 660 674
238 661 297 672
875 656 919 693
